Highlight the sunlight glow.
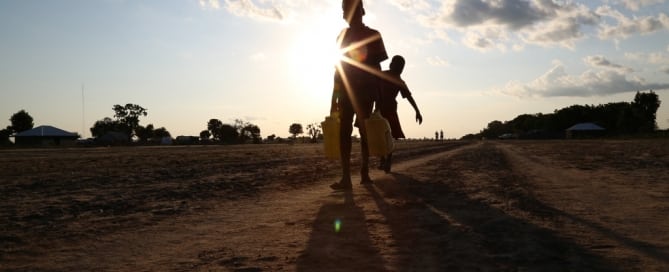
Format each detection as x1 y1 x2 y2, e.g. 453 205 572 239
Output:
289 13 345 103
334 31 404 116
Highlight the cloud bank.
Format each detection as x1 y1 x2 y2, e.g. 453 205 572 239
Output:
388 0 669 51
200 0 285 21
500 62 669 98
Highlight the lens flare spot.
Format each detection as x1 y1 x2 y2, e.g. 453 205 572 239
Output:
334 219 342 233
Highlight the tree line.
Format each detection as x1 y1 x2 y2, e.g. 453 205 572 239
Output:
0 103 329 146
463 91 662 140
0 110 35 145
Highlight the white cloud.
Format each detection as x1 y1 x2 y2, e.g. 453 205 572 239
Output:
389 0 431 12
649 52 669 64
584 55 633 73
461 28 509 52
624 50 669 64
662 66 669 74
199 0 221 10
499 63 669 98
596 5 669 40
617 0 666 11
223 0 284 21
426 56 449 67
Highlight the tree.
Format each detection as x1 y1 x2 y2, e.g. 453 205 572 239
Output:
200 130 211 141
240 124 262 144
112 103 147 137
0 127 12 145
220 124 239 144
306 123 322 142
90 117 119 138
480 120 506 139
289 123 303 139
207 119 224 141
632 90 661 132
153 127 171 139
10 110 34 133
135 124 155 143
234 119 250 143
266 134 276 142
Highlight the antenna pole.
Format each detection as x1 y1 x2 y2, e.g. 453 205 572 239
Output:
81 84 85 138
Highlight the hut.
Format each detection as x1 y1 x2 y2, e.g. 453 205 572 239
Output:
14 125 79 146
566 122 605 139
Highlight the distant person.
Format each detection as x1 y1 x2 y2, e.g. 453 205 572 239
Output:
329 0 388 190
378 55 422 173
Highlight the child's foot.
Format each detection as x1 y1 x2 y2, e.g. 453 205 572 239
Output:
330 178 352 190
360 175 373 184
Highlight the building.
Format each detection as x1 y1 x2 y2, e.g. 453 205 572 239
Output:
14 125 79 146
566 122 605 139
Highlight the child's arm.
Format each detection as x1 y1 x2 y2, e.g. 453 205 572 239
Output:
399 79 423 124
406 95 423 124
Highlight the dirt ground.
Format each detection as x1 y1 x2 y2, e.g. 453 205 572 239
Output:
1 140 668 271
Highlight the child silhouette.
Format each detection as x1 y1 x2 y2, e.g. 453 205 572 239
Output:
378 55 423 173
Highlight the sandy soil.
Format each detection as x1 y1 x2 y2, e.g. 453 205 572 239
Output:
1 140 668 271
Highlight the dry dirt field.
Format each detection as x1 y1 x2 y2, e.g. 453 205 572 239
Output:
1 139 668 271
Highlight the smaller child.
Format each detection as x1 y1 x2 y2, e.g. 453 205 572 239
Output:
378 55 423 173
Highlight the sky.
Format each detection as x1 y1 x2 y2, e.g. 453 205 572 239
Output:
1 0 668 140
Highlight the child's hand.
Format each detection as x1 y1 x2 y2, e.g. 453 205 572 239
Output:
416 112 423 124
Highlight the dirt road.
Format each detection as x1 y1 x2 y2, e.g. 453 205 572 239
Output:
1 140 668 271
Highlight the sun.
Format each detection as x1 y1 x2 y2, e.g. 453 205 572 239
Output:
289 11 346 102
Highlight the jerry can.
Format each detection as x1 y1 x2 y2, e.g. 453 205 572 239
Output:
365 110 393 156
321 112 340 160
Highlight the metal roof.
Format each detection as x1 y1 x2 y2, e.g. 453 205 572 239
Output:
15 125 79 137
566 122 605 131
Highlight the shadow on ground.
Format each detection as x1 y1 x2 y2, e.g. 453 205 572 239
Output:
370 172 620 271
296 191 386 272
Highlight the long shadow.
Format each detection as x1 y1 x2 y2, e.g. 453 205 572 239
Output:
296 190 386 271
365 173 620 271
508 181 669 265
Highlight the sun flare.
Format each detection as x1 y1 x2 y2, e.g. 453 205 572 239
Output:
289 11 346 102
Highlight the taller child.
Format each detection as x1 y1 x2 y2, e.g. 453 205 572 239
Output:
330 0 388 190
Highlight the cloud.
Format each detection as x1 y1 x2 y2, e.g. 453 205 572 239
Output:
389 0 431 12
419 0 599 50
596 5 669 40
584 55 633 73
521 3 599 48
617 0 667 11
439 0 552 30
499 63 669 97
223 0 284 21
426 56 449 67
199 0 221 10
462 28 508 52
624 50 669 64
663 66 669 74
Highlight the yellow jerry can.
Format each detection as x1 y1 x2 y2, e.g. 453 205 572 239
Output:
365 110 393 156
321 112 340 160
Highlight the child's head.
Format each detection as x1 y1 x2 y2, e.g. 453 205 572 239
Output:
342 0 364 24
389 55 405 74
